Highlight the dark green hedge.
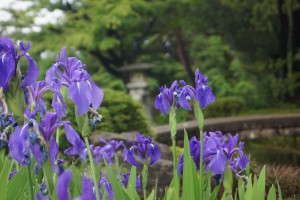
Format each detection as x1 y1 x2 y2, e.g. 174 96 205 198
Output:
205 96 244 118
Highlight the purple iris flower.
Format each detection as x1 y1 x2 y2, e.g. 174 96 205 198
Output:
96 139 125 164
203 131 249 175
203 131 227 174
81 139 125 165
24 80 67 121
35 193 49 200
75 172 113 200
46 47 104 115
0 113 18 128
178 136 200 175
57 159 65 176
177 80 195 110
229 141 249 175
56 170 72 200
155 69 215 113
37 112 64 170
8 118 48 167
8 110 85 171
0 37 38 90
178 132 249 177
154 80 178 115
39 112 64 141
194 68 215 109
125 132 161 167
120 171 142 192
99 172 114 200
74 175 97 200
50 137 59 172
63 123 86 156
8 125 31 165
24 81 48 116
0 37 16 90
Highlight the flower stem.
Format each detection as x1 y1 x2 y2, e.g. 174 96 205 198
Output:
169 106 177 174
194 102 204 199
142 161 149 200
171 137 177 174
27 165 34 200
84 136 101 200
53 130 60 186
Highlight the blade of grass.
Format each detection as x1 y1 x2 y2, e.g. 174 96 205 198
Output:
267 185 276 200
7 166 29 200
0 157 12 200
276 179 282 200
208 185 220 200
104 160 125 200
245 174 252 200
238 179 245 200
127 166 137 199
257 166 266 200
182 130 195 200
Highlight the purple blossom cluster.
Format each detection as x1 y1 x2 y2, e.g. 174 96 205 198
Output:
0 37 106 172
73 172 114 200
178 131 249 178
120 171 142 192
81 139 126 165
125 132 161 168
154 68 215 114
45 47 104 116
0 36 109 199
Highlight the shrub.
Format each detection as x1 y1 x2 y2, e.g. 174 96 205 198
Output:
96 89 153 135
205 96 244 118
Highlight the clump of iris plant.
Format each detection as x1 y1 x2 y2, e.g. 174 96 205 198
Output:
73 172 114 200
154 68 215 114
81 139 126 165
125 132 161 168
125 132 161 199
178 131 249 182
121 171 142 192
45 47 104 116
154 68 216 193
0 36 105 200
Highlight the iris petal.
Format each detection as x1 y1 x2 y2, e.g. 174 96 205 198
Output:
57 170 72 200
68 81 91 115
20 55 38 89
0 37 16 89
64 123 86 155
148 144 161 166
50 137 59 172
126 147 140 167
90 81 104 111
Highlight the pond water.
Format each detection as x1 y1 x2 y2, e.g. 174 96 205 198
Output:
244 136 300 167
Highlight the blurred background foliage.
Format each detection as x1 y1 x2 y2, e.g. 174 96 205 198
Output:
1 0 300 128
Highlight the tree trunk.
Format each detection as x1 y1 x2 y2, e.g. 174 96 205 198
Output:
175 27 195 83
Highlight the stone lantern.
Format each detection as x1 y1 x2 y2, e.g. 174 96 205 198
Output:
118 63 154 117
